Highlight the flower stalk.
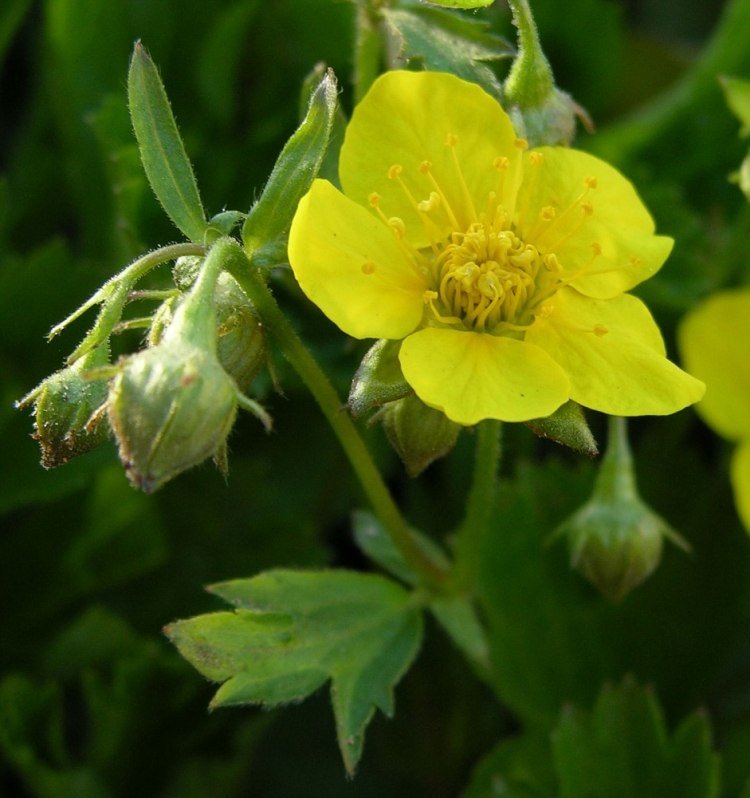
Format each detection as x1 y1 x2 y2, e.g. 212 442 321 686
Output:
223 242 450 590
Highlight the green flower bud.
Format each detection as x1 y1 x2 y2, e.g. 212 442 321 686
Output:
108 338 238 493
555 417 688 601
170 257 266 391
380 394 461 478
107 238 265 493
17 345 111 468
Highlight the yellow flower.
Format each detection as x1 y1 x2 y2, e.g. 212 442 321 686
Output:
289 71 704 425
679 290 750 532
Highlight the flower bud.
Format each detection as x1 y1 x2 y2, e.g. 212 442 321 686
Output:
17 345 110 468
555 417 688 601
107 339 238 493
108 238 253 493
380 394 461 478
170 257 266 391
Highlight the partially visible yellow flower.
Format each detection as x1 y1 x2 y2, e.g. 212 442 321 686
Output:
289 71 704 425
679 290 750 531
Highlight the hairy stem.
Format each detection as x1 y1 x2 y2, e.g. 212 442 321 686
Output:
225 244 450 590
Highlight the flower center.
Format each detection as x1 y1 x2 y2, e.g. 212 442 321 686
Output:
436 225 543 331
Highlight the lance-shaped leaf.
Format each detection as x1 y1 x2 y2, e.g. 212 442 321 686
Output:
166 569 423 775
128 42 208 242
242 69 338 254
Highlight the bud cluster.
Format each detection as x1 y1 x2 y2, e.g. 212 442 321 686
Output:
18 238 270 492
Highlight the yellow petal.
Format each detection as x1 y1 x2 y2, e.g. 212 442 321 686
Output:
288 179 428 340
340 71 521 249
399 328 569 425
731 440 750 534
678 289 750 440
526 288 705 415
516 147 672 299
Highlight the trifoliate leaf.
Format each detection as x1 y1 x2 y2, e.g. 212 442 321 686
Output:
552 679 720 798
127 42 208 243
166 569 423 775
382 7 512 98
242 70 338 255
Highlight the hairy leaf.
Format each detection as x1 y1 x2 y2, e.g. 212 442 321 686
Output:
166 569 423 774
127 42 207 242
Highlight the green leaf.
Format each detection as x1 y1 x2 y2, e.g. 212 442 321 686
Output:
382 7 512 98
166 569 423 774
352 511 489 670
462 731 556 798
422 0 495 8
0 0 33 74
720 75 750 137
127 41 207 242
242 70 338 254
552 679 720 798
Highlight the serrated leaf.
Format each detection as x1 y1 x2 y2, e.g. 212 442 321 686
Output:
242 70 338 253
127 42 207 242
382 7 512 98
166 569 423 774
552 679 720 798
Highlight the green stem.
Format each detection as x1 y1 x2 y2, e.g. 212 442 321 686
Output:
504 0 554 107
353 3 382 104
591 0 750 164
455 420 502 588
225 244 449 590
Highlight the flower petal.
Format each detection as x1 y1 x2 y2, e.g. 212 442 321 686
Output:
526 288 705 415
731 440 750 533
678 289 750 440
340 71 521 249
516 147 672 299
288 179 428 340
399 328 569 425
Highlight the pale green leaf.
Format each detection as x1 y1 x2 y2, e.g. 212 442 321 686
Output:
242 70 338 254
166 569 423 774
127 42 207 242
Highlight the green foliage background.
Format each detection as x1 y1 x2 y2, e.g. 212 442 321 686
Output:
2 0 750 795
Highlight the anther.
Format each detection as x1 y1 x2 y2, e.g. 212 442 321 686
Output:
584 176 598 189
388 217 406 239
581 201 594 216
593 324 608 337
540 206 556 222
361 261 376 275
591 242 602 257
417 192 440 213
493 156 509 171
629 256 642 268
368 192 380 208
529 152 544 166
514 138 529 150
543 253 562 272
419 160 432 174
445 133 458 147
387 164 402 180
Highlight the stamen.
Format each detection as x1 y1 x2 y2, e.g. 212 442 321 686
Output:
445 133 458 147
514 138 529 150
423 290 462 325
593 324 608 337
584 176 598 189
417 192 441 213
388 217 406 239
361 261 376 275
368 192 380 208
541 206 556 221
443 132 477 222
388 164 402 180
419 160 432 174
529 151 544 166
